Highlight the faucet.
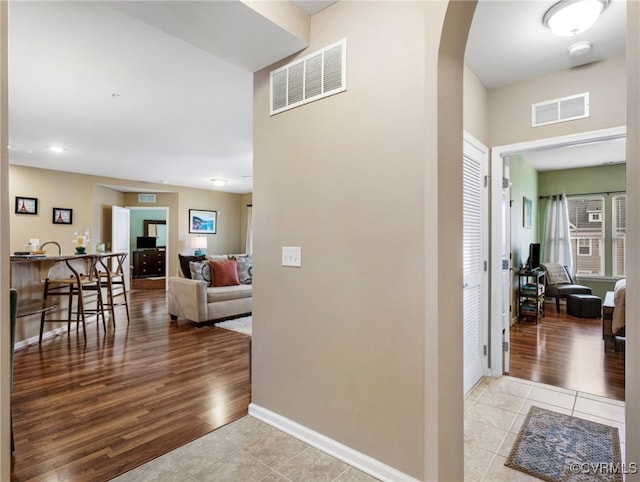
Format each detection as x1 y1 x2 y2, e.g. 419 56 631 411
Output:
40 241 62 256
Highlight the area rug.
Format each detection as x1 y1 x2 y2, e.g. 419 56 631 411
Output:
505 406 622 482
215 316 252 336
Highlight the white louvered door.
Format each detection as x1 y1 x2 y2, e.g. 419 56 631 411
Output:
463 133 489 395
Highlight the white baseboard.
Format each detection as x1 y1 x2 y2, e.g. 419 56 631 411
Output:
248 403 417 482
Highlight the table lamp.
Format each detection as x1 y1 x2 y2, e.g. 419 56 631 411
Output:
191 236 207 256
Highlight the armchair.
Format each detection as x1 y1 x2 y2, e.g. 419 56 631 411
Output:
541 263 592 313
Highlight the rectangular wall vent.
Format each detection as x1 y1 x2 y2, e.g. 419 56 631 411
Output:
270 39 347 115
532 92 589 127
138 194 156 203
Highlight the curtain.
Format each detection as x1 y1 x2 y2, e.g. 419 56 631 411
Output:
245 205 253 256
542 194 573 275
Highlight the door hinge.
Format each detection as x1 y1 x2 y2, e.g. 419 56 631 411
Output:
503 341 509 352
484 260 488 272
502 177 510 189
483 345 487 356
484 175 489 187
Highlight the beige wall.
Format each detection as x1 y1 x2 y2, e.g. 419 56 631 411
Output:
626 4 640 479
489 55 626 146
463 64 489 145
239 193 252 253
253 1 472 478
10 165 249 253
94 184 126 250
0 1 8 477
11 166 102 255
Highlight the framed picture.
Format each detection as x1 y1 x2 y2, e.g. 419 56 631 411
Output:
15 196 38 215
189 209 217 234
52 207 73 225
523 197 533 229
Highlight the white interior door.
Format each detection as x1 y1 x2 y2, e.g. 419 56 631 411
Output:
501 159 512 373
463 133 489 394
112 205 131 290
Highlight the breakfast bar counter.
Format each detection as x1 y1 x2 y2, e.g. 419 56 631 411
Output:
10 253 124 344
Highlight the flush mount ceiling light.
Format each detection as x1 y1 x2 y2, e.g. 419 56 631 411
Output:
543 0 609 37
49 146 64 153
211 178 227 187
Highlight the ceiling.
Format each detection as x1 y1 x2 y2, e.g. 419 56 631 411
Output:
466 0 626 90
7 1 627 193
466 0 627 170
8 1 314 194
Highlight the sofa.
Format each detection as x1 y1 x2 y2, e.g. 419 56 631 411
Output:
168 254 252 324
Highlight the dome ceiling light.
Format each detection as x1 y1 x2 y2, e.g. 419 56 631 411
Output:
543 0 610 37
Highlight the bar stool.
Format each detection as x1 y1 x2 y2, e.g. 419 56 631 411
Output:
96 252 130 325
39 257 104 342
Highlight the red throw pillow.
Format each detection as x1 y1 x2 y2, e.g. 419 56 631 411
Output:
209 258 240 287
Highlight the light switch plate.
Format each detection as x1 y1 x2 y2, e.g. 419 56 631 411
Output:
282 246 301 267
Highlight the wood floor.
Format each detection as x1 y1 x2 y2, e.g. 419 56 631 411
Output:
509 301 625 401
10 289 251 481
129 277 166 290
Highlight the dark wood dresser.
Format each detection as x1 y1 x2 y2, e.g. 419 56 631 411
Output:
133 249 166 278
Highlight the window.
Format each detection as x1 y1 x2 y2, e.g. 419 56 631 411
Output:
577 238 592 256
612 195 626 277
567 196 604 276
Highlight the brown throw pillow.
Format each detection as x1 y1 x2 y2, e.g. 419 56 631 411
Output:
209 258 240 287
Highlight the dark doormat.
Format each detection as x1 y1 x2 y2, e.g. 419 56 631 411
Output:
505 406 623 482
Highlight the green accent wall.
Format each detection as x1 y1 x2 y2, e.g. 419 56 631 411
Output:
536 163 626 296
537 163 626 196
510 154 539 270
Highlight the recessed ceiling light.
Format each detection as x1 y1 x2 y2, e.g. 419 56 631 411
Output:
543 0 609 37
211 178 227 187
50 146 64 153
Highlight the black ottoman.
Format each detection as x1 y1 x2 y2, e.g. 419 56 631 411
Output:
566 294 602 318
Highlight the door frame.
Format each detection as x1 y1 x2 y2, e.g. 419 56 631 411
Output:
489 125 626 376
127 206 170 289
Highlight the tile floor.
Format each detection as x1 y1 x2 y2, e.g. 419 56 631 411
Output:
112 415 379 482
464 376 625 482
113 376 625 482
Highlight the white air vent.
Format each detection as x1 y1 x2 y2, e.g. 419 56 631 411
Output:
138 194 156 203
270 39 347 115
532 92 589 127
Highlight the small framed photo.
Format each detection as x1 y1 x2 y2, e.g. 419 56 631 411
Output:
53 207 73 225
15 196 38 215
523 197 533 229
189 209 217 234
